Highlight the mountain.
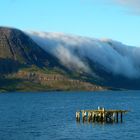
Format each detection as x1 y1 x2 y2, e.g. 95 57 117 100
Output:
0 27 104 92
27 31 140 90
0 27 64 74
1 27 140 92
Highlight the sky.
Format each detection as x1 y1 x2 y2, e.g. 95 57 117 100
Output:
0 0 140 47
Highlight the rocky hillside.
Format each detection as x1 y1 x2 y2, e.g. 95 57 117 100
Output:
0 27 63 74
1 27 140 92
0 27 105 92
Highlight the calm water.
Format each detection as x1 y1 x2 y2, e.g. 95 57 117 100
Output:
0 91 140 140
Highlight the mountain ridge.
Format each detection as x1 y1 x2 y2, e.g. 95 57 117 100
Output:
0 27 105 92
0 27 140 92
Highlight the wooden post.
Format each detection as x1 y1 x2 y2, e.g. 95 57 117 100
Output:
92 112 96 122
102 108 105 122
82 110 84 122
113 113 116 122
76 111 80 122
107 113 113 123
116 112 118 123
82 111 87 122
121 112 123 123
105 113 108 122
100 112 104 122
84 111 87 122
88 112 92 122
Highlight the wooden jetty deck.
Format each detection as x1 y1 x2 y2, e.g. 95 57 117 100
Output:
76 107 129 123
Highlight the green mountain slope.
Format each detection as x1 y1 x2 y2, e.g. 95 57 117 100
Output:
0 27 105 92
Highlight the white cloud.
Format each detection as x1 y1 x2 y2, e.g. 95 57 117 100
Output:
113 0 140 13
26 31 140 79
115 0 140 7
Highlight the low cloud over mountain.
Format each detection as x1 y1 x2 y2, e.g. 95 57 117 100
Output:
26 31 140 79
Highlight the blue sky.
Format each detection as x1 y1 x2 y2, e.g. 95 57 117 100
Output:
0 0 140 46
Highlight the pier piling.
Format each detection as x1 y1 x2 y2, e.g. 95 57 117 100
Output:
116 112 119 123
121 112 123 123
76 107 128 124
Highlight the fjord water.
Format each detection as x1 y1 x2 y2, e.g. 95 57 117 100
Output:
0 91 139 140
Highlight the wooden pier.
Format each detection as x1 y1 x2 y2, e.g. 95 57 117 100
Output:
76 107 128 123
